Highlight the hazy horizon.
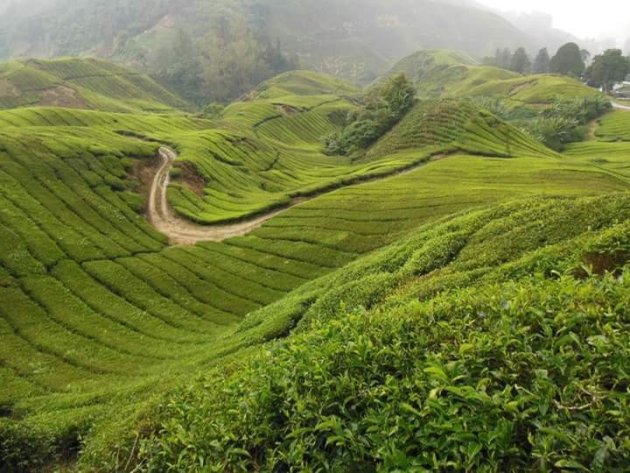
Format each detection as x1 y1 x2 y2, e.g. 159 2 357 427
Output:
1 0 629 52
477 0 630 46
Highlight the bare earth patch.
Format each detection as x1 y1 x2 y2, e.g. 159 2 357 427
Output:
39 86 89 108
172 162 207 196
130 157 162 213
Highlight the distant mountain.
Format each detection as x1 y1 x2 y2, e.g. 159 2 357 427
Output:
0 0 575 102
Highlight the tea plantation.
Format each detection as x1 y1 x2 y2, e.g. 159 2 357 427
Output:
0 55 628 471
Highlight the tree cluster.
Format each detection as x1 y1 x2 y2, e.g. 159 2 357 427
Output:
144 13 298 105
485 42 593 77
585 49 630 93
325 74 416 156
485 43 630 95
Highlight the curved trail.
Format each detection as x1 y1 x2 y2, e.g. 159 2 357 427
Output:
148 102 629 246
148 146 433 245
148 147 286 245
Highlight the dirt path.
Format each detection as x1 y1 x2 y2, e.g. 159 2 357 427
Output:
148 147 287 245
612 101 630 111
148 146 436 245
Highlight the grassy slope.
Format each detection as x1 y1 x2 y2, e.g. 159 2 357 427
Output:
86 193 630 471
563 110 630 180
384 49 605 108
162 69 570 225
0 57 187 112
0 59 629 470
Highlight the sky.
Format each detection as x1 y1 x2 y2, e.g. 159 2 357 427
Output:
476 0 630 45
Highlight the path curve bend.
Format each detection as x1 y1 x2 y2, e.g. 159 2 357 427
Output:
147 146 434 245
148 147 285 245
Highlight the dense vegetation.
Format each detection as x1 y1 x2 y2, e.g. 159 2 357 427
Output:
324 74 416 155
385 49 613 150
0 51 628 471
86 194 630 471
0 57 187 112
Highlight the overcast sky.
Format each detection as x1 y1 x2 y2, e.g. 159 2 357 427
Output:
477 0 630 44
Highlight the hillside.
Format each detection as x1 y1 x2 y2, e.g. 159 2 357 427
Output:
0 55 628 471
0 0 566 102
384 49 605 106
381 49 613 151
0 57 187 112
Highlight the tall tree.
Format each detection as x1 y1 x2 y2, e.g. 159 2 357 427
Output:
510 47 531 74
550 42 585 77
500 48 512 69
586 49 630 93
532 48 550 74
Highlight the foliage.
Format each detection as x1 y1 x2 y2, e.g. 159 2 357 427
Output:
532 48 551 74
201 102 225 120
324 74 416 155
521 95 612 150
0 53 628 471
0 57 187 112
510 47 531 74
585 49 630 93
117 194 630 472
550 42 586 78
0 0 543 101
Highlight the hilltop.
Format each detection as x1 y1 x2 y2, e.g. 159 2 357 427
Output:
0 54 628 471
383 49 604 105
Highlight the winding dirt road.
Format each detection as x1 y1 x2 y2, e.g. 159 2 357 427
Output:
148 146 436 245
613 101 630 111
148 147 286 245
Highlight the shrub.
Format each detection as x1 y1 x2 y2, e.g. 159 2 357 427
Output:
324 74 416 155
133 270 630 472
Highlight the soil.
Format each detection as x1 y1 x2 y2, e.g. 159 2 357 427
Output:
173 162 207 196
39 86 89 109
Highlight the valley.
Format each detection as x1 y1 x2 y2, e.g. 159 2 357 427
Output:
0 48 628 471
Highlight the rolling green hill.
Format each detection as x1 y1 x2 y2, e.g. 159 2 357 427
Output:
0 56 628 471
384 49 605 107
0 57 187 112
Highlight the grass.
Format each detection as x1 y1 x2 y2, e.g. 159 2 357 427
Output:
0 56 629 470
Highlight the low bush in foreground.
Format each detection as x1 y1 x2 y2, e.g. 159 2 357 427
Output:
132 269 629 472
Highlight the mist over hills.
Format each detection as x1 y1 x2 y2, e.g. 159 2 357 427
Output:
0 0 578 102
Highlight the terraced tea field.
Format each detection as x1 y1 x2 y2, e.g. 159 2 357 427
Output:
0 59 629 470
382 49 604 108
0 58 187 112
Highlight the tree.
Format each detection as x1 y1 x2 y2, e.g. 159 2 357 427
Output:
549 42 585 77
325 74 416 155
377 73 417 119
586 49 630 93
500 48 512 69
510 47 531 74
532 48 550 74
